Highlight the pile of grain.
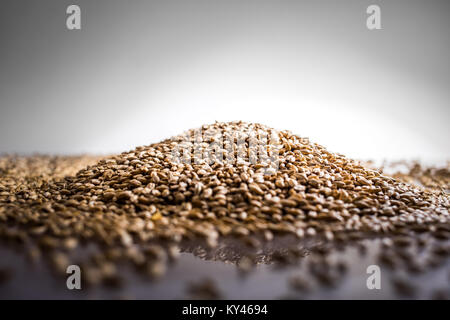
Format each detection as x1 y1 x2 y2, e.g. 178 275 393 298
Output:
0 121 449 285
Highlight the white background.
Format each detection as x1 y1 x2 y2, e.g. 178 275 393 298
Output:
0 0 448 162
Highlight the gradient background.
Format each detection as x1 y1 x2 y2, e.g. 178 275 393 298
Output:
0 0 449 161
